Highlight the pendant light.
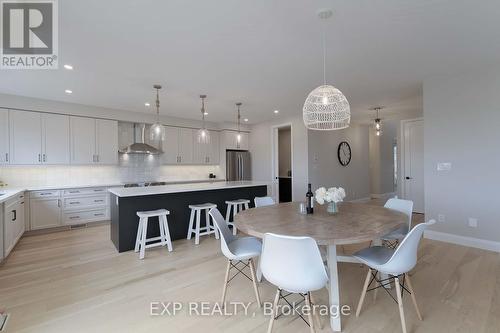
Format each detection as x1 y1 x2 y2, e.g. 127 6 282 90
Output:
371 106 384 136
303 9 350 130
236 102 242 143
197 95 211 144
150 84 165 142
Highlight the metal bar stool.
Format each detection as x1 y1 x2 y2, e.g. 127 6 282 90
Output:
187 203 219 244
134 209 172 260
225 199 250 235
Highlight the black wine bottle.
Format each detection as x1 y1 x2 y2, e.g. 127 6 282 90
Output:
306 183 314 214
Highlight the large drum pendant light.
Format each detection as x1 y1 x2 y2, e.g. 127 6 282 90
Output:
303 9 350 130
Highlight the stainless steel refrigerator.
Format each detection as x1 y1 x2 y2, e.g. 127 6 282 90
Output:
226 150 251 181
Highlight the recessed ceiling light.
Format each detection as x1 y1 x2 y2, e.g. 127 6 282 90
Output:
144 102 150 107
203 112 208 115
244 118 249 122
274 110 279 114
64 64 73 70
65 89 73 94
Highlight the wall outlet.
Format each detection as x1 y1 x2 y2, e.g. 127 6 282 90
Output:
438 214 446 222
468 218 478 228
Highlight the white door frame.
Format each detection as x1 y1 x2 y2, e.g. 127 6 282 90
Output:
271 123 293 202
400 117 424 211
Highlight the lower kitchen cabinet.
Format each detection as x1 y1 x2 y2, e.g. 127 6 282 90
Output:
30 195 62 230
3 192 25 257
29 187 110 230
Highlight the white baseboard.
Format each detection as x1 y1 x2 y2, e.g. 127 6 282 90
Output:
424 230 500 253
370 192 396 199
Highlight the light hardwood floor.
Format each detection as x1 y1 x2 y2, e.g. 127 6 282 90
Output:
0 213 499 332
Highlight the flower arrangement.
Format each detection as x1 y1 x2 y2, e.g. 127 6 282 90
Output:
315 187 346 214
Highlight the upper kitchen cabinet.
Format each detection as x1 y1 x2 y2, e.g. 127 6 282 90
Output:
42 113 70 164
8 110 71 165
193 130 220 165
222 130 249 150
70 117 118 165
0 108 9 164
70 116 96 164
9 110 42 164
96 119 118 164
161 127 193 165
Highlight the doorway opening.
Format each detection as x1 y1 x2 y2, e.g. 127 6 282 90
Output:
271 124 292 203
401 118 424 214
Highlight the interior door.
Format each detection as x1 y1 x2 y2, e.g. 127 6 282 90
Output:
403 119 424 213
42 113 70 164
96 119 118 164
9 110 42 164
70 116 96 164
0 108 9 164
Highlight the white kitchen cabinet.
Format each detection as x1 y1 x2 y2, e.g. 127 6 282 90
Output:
193 130 220 165
223 130 249 150
3 192 25 257
161 126 179 164
70 116 96 164
0 108 9 164
42 113 70 164
178 128 193 164
96 119 118 164
161 127 193 164
9 110 42 164
208 131 220 164
30 192 62 230
70 117 118 165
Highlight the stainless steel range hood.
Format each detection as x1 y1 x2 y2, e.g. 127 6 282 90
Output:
119 123 163 155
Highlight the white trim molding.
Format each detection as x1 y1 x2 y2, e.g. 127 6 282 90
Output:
424 230 500 253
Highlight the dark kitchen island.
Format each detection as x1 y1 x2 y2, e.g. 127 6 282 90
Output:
108 181 268 252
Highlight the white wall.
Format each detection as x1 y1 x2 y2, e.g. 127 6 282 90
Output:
308 125 371 201
278 128 291 177
424 68 500 244
249 114 308 201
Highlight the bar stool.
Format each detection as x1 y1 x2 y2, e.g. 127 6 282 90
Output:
187 203 219 245
225 199 250 235
134 209 172 260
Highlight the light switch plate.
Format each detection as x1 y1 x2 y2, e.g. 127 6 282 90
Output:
468 218 478 228
437 162 452 171
438 214 445 222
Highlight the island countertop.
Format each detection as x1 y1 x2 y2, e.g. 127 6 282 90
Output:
108 181 269 198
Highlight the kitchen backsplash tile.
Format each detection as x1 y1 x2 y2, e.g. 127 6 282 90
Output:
0 154 222 187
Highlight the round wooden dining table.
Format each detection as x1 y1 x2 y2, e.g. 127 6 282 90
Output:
235 201 407 332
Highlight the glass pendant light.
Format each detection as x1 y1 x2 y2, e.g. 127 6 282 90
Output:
303 9 350 130
197 95 211 144
150 84 165 142
372 106 383 136
236 102 242 143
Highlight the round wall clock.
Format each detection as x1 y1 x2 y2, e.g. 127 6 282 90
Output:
337 141 351 166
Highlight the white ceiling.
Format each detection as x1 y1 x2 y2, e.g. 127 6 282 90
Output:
1 0 500 125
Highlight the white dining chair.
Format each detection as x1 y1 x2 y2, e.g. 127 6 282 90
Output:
381 198 413 248
354 219 436 333
261 233 328 333
254 196 275 207
208 208 262 308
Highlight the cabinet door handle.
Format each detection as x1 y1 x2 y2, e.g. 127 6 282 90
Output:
69 201 81 205
40 192 52 196
43 154 46 162
94 213 104 217
12 210 16 221
38 154 41 162
69 216 80 220
97 155 99 162
5 153 8 162
58 199 61 207
94 199 104 203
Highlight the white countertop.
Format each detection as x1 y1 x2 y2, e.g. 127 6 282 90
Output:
0 188 25 203
108 181 269 198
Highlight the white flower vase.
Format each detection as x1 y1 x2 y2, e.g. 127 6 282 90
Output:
327 201 338 214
